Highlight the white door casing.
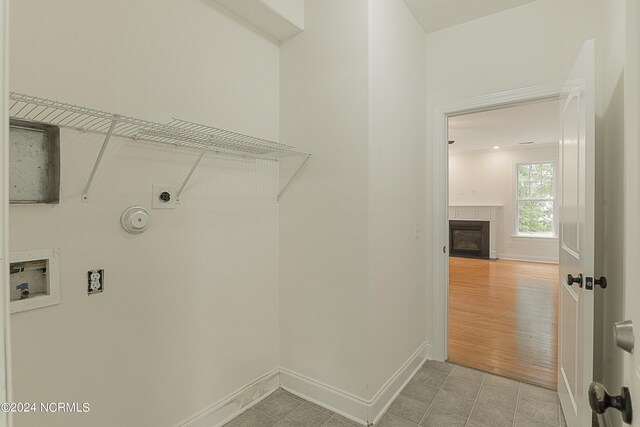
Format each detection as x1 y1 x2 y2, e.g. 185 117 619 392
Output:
0 0 11 425
625 0 640 423
557 39 596 427
431 82 566 362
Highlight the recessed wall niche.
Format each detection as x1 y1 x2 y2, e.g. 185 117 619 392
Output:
10 249 61 314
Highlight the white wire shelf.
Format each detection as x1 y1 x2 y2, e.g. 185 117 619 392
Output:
8 92 311 202
9 92 310 160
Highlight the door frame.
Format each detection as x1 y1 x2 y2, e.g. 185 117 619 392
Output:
0 0 12 424
431 82 566 362
624 0 640 420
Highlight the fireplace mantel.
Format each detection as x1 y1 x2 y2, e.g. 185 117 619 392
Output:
449 205 501 259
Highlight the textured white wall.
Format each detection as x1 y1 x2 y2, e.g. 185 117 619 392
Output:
425 0 603 347
449 145 560 263
367 0 427 400
9 1 281 426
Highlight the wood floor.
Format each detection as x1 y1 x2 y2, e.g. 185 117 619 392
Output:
448 257 559 389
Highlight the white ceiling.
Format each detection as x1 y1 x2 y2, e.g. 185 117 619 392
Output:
448 99 561 153
403 0 537 34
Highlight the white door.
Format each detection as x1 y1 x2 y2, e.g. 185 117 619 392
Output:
557 39 596 427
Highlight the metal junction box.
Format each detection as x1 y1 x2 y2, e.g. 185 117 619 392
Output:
9 119 60 204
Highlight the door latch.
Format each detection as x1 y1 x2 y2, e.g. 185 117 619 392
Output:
585 276 607 291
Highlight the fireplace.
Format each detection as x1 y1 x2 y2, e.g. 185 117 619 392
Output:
449 220 490 259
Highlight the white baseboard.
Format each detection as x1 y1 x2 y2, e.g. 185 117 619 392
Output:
367 342 428 424
424 343 433 360
179 342 430 427
497 253 559 264
280 368 369 424
178 369 280 427
281 342 428 426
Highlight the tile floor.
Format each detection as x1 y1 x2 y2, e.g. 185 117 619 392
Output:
225 361 567 427
224 389 359 427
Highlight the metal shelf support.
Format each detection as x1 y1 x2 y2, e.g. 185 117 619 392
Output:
82 116 119 202
278 155 311 202
177 148 208 201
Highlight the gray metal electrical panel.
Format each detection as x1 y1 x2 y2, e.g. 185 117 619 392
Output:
9 119 60 204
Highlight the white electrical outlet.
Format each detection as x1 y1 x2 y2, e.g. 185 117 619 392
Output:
87 269 104 295
152 185 178 209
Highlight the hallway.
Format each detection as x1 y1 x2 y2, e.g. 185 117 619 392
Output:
448 257 559 389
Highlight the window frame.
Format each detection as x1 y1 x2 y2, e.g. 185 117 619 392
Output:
514 160 557 238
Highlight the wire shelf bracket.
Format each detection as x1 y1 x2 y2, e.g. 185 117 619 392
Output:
278 156 311 202
8 92 312 202
176 148 208 201
81 116 118 202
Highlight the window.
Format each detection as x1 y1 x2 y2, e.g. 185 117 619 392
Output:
516 162 555 237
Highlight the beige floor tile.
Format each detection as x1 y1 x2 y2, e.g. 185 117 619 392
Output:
254 390 304 421
387 394 429 424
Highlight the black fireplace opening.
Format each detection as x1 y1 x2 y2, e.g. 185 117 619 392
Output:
449 220 490 259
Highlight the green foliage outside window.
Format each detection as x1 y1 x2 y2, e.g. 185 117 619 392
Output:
517 162 555 235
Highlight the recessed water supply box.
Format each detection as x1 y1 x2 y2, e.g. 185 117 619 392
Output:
9 119 61 204
9 249 61 314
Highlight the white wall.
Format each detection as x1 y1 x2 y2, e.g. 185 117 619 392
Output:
426 0 603 349
9 1 281 426
279 0 370 399
213 0 304 42
279 0 428 415
263 0 305 30
449 145 560 263
367 0 427 399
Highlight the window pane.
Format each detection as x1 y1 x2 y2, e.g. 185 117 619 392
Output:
518 200 554 235
518 163 554 200
517 164 531 199
528 163 554 199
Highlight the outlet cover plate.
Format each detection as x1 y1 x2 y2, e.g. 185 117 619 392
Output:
152 185 178 209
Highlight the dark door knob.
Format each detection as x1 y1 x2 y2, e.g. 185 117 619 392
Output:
567 273 583 287
588 382 633 424
595 276 608 289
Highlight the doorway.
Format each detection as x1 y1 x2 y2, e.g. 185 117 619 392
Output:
438 94 565 390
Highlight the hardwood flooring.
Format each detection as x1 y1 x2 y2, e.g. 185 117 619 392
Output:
448 256 559 389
